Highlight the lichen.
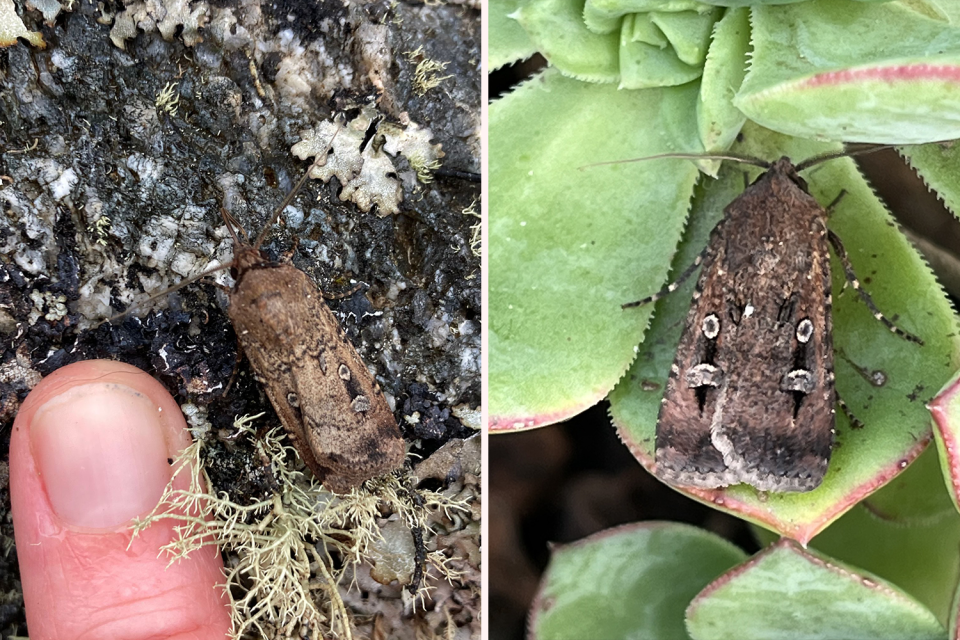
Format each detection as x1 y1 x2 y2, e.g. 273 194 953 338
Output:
29 290 68 323
132 415 472 640
404 46 452 96
0 0 45 48
462 199 481 258
107 0 208 49
26 0 70 25
292 109 444 216
155 82 180 117
89 215 112 246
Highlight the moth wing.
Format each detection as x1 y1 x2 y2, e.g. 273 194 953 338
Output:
290 278 404 492
656 219 739 487
230 265 404 493
656 173 834 492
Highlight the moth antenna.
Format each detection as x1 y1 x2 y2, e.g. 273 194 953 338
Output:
105 258 236 323
107 120 344 325
220 207 249 245
794 141 960 172
579 152 770 171
795 144 897 172
253 119 344 251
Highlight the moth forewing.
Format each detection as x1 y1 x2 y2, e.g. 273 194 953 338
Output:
226 256 404 493
654 159 836 493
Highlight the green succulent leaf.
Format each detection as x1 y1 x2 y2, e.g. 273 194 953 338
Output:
620 14 702 88
490 0 539 70
929 369 960 514
652 9 719 65
858 445 958 527
694 0 892 6
751 447 960 625
812 458 960 626
697 6 749 153
901 142 960 219
950 577 960 640
489 70 702 429
584 1 707 36
686 540 946 640
529 522 747 640
735 1 960 143
515 0 621 82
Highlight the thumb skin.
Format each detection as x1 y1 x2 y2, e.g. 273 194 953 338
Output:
10 360 231 640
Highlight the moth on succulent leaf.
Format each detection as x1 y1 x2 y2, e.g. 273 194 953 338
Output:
622 154 922 493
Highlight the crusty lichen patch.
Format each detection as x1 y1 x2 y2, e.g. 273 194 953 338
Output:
291 108 444 216
133 415 472 640
0 0 45 48
105 0 208 49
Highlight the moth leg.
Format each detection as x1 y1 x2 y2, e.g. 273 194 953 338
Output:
623 244 709 309
223 334 246 395
220 207 250 244
280 236 300 263
208 280 231 294
105 268 233 323
322 282 364 301
824 189 848 215
827 229 923 344
836 393 865 430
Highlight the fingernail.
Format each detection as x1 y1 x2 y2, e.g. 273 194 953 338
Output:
30 382 172 529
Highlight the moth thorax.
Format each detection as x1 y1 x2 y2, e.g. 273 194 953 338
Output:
233 246 267 273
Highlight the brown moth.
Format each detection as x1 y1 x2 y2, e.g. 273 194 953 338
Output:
225 128 404 492
226 237 405 493
125 124 405 492
622 154 921 492
653 158 836 492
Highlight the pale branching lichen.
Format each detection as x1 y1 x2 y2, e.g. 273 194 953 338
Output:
155 82 180 117
0 0 45 48
404 46 452 96
406 149 443 184
132 415 472 640
462 199 481 258
89 215 112 246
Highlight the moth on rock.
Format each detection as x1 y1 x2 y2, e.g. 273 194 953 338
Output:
226 229 405 494
119 124 406 493
223 128 405 493
625 155 921 493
